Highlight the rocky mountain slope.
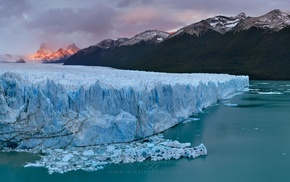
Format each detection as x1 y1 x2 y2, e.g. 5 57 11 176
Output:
64 9 290 80
234 9 290 31
64 30 169 67
169 12 248 38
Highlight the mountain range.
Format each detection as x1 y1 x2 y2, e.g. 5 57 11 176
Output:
0 54 26 63
64 9 290 80
34 43 80 63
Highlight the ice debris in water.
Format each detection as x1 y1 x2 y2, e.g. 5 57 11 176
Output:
257 91 283 95
24 134 207 174
183 118 201 123
224 103 239 107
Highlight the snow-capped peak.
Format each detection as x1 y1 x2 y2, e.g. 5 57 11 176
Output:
96 39 115 49
170 13 249 38
169 9 290 38
206 13 248 33
93 30 169 49
234 9 290 31
96 38 129 49
236 12 247 20
120 30 169 46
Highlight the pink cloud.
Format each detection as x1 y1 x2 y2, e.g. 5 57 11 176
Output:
174 10 215 24
117 7 160 25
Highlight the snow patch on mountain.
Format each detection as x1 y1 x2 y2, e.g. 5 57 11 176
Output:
93 30 169 50
96 38 129 49
120 30 169 46
207 12 248 33
78 30 169 55
170 12 248 38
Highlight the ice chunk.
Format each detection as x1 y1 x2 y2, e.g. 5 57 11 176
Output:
62 154 74 162
224 103 239 107
257 91 283 95
82 150 94 156
24 162 44 168
106 146 115 152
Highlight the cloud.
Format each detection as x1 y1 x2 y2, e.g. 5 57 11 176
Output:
113 6 183 37
117 0 136 8
117 7 159 25
0 0 31 22
158 0 290 16
20 2 119 50
0 0 31 15
116 0 154 8
26 3 116 36
1 0 290 55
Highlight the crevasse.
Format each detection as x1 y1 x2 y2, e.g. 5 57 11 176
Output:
0 64 249 149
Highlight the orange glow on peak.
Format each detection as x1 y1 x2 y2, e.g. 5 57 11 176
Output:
27 43 80 62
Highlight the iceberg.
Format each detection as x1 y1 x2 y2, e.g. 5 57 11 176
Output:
0 64 249 149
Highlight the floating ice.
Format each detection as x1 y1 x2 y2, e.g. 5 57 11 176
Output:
224 103 239 107
257 91 283 95
255 83 269 85
82 150 94 156
24 135 207 174
61 154 74 162
183 118 201 123
249 88 260 91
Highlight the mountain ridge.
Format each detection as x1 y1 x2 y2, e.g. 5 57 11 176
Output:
33 43 80 63
0 54 26 63
64 9 290 80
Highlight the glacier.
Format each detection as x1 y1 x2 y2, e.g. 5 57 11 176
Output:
0 64 249 149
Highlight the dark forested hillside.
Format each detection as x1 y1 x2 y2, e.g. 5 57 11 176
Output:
129 27 290 80
64 41 156 69
65 26 290 80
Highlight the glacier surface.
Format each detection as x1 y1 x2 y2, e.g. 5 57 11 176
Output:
0 64 249 149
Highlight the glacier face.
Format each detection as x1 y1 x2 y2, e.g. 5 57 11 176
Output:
0 64 249 149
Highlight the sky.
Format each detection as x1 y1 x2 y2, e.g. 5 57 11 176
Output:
1 0 290 56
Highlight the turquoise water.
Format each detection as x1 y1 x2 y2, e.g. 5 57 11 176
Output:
1 81 290 182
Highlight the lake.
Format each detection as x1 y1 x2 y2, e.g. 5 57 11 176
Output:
1 81 290 182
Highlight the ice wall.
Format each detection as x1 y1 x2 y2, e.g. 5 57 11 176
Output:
0 64 249 149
